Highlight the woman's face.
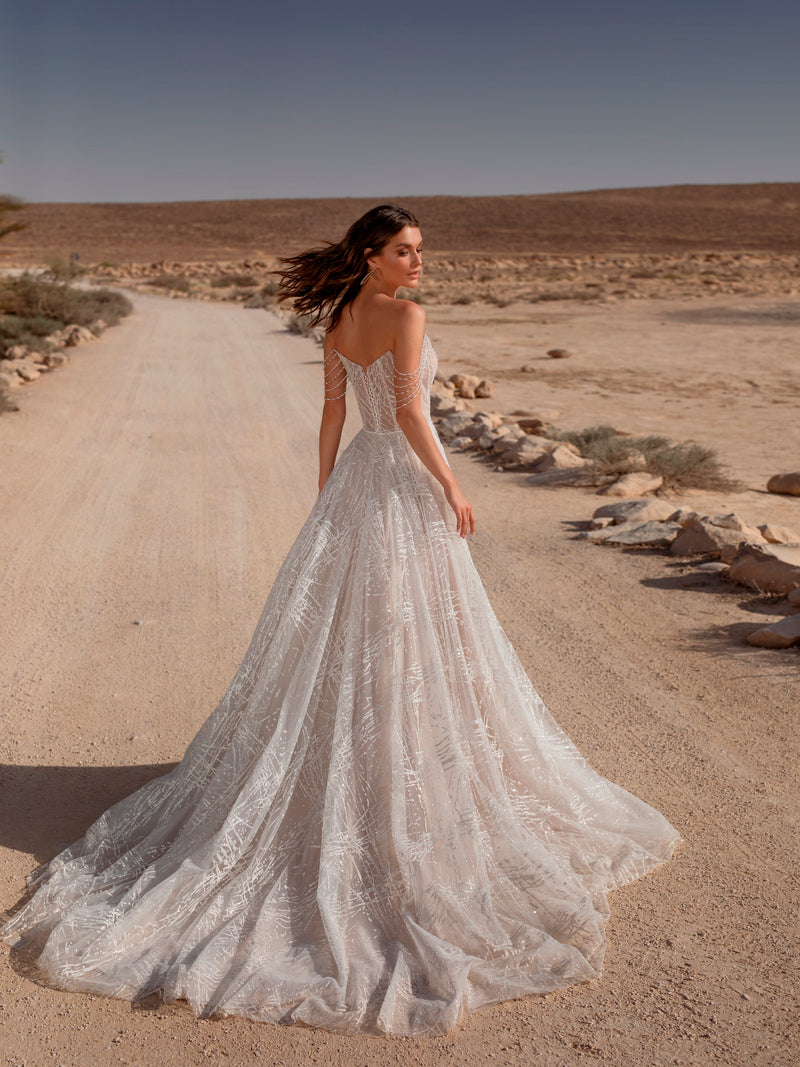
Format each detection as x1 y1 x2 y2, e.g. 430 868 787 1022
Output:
367 225 423 290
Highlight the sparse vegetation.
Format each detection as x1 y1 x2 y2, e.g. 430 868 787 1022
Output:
0 273 132 355
553 424 740 492
144 273 192 293
211 272 258 288
286 311 316 336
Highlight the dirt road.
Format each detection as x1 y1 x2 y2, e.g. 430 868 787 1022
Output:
1 293 797 1066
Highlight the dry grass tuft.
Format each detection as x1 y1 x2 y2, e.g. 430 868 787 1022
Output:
554 424 740 492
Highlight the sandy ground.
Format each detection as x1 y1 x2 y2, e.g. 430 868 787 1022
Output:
1 292 798 1066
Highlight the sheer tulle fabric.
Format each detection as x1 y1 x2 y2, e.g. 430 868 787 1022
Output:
2 336 680 1035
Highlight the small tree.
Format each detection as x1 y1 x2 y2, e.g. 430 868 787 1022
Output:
0 155 25 243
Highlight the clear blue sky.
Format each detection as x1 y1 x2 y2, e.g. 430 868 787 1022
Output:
1 0 798 202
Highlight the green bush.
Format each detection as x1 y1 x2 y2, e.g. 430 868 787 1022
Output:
0 274 132 355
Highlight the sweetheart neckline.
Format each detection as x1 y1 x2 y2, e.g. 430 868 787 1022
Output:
331 334 429 372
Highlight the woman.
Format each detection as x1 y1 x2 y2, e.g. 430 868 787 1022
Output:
2 204 681 1036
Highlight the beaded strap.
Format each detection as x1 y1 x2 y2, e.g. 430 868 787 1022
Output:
323 350 348 400
394 364 423 410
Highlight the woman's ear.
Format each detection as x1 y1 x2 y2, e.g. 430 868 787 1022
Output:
364 246 374 268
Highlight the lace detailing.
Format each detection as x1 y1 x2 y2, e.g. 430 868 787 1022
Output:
323 349 348 400
1 331 681 1036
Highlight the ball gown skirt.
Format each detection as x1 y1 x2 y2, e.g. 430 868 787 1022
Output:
2 336 681 1035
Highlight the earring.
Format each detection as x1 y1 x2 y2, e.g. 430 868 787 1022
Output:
360 268 375 287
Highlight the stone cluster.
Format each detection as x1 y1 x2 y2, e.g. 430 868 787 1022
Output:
0 321 105 394
579 501 800 650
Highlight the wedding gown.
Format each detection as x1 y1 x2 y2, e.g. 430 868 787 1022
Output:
2 334 681 1036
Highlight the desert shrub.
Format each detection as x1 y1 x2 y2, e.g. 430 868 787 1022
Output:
211 272 258 288
450 293 473 305
44 256 85 282
286 311 316 336
0 274 132 354
646 442 739 491
553 424 738 491
261 279 280 296
144 274 192 293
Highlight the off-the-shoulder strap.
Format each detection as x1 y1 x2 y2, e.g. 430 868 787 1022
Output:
393 341 424 412
323 348 348 400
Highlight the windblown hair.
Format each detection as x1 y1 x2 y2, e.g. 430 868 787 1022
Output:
276 204 419 331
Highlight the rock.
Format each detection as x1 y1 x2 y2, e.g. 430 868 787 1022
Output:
476 431 498 450
490 425 527 450
520 364 538 373
758 523 800 545
532 443 586 471
43 351 69 368
450 435 474 449
15 362 41 382
475 379 494 398
28 350 47 365
437 411 476 438
600 472 663 498
4 344 29 360
511 439 553 466
430 393 468 416
767 472 800 496
727 543 800 595
668 508 702 527
64 324 95 347
670 516 764 559
449 373 482 398
473 411 503 429
593 498 678 525
517 417 549 435
789 587 800 607
602 521 682 547
589 516 615 530
547 348 572 358
89 319 108 335
712 513 763 533
747 615 800 649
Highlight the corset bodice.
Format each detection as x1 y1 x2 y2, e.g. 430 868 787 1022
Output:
334 334 437 432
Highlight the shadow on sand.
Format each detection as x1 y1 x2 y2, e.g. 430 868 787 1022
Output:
0 762 177 866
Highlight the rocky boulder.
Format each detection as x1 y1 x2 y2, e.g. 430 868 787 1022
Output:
600 471 663 498
767 472 800 496
758 523 800 545
746 615 800 649
727 543 800 595
531 443 585 471
602 521 682 547
670 515 765 559
437 411 476 439
593 498 678 525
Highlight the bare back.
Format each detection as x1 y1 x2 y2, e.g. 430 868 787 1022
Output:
326 293 410 367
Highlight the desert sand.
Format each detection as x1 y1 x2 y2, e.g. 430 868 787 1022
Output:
1 278 798 1066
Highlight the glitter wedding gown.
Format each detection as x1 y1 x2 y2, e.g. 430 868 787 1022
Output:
2 334 680 1036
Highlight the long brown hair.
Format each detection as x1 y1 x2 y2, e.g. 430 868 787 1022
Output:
276 204 419 331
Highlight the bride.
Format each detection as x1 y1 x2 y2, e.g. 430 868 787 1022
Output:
2 204 681 1036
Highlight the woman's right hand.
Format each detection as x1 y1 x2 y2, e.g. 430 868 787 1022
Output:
444 481 476 538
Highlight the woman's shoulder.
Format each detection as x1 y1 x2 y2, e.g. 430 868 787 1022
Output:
388 296 425 335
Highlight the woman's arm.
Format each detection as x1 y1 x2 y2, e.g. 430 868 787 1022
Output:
319 344 347 492
393 305 475 538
